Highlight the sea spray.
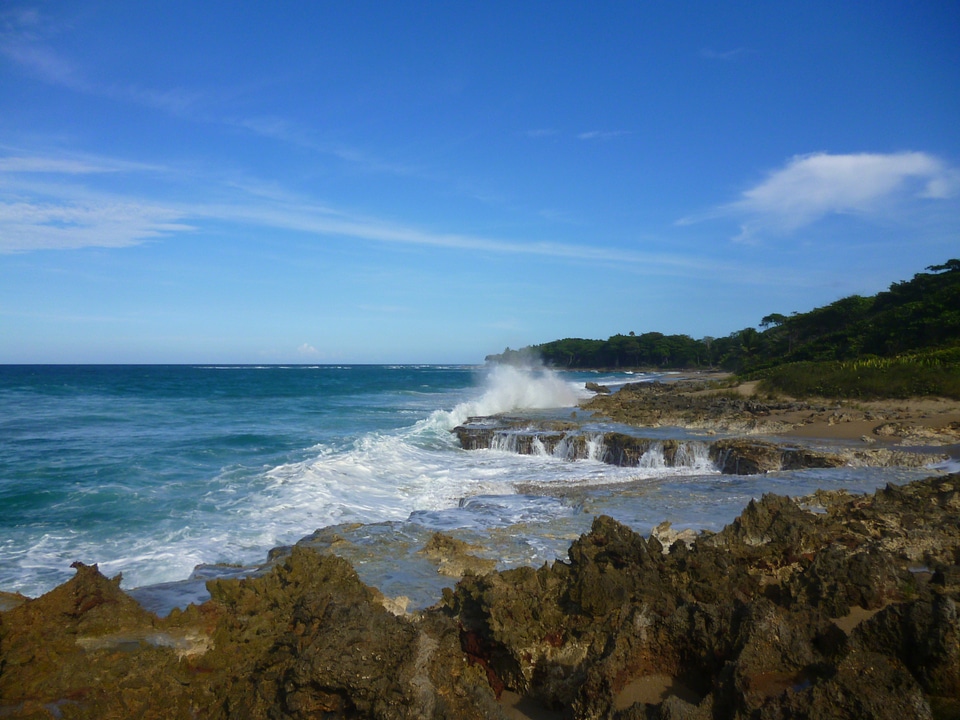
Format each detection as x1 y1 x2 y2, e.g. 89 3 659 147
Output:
260 365 589 531
0 365 927 602
424 364 585 432
638 441 667 469
675 441 713 470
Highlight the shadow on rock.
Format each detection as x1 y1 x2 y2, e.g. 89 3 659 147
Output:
4 475 960 719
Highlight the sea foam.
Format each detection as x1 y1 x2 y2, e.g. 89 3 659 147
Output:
425 364 585 431
0 365 938 601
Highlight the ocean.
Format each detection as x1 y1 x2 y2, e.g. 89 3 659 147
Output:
0 364 944 613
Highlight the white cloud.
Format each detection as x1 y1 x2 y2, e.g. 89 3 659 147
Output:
578 130 630 141
0 156 128 174
0 199 193 252
0 152 729 281
704 152 959 242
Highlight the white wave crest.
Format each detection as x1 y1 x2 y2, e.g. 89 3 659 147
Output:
426 365 584 431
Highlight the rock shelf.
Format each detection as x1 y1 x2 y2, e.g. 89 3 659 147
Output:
3 377 959 719
3 473 960 718
452 416 945 475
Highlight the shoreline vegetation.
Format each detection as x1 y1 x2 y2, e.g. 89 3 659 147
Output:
487 259 960 401
3 262 960 718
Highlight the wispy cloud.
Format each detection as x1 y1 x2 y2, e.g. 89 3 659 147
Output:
0 150 164 175
0 151 722 280
700 47 749 61
189 198 738 279
0 152 198 251
525 128 559 138
0 198 194 252
1 33 87 90
578 130 630 141
1 10 412 181
1 7 204 118
356 304 409 314
525 128 630 145
538 208 577 224
681 151 960 242
0 156 116 174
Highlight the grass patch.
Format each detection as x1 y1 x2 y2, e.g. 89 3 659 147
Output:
754 348 960 400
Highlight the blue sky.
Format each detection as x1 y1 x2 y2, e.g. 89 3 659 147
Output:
1 2 958 364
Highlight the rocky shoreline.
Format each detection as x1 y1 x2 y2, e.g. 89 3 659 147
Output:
581 376 960 448
3 472 960 719
3 378 960 719
452 415 947 476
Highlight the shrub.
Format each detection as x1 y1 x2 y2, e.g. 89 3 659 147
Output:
757 349 960 399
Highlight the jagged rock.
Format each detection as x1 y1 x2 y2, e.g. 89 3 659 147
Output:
198 546 503 719
445 474 960 719
6 476 960 719
709 438 846 474
0 549 503 719
0 561 203 719
583 380 960 448
454 417 946 473
581 381 807 433
855 593 960 703
652 521 698 551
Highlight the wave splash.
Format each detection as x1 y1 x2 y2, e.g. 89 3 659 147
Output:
248 366 588 539
425 364 584 432
97 366 634 589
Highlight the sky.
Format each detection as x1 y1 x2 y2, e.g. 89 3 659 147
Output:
1 2 958 364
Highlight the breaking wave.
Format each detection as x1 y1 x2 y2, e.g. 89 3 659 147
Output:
423 364 585 432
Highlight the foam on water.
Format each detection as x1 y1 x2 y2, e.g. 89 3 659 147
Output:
1 364 947 602
932 457 960 474
244 367 687 538
78 366 595 589
425 364 586 431
136 366 648 584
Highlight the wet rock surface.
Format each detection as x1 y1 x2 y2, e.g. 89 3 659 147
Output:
419 531 498 577
5 475 960 718
0 549 501 719
452 417 945 474
445 473 960 719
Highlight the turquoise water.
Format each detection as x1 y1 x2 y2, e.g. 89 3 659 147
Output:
0 365 478 593
0 364 943 603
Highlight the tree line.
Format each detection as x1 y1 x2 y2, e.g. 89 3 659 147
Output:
486 259 960 373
